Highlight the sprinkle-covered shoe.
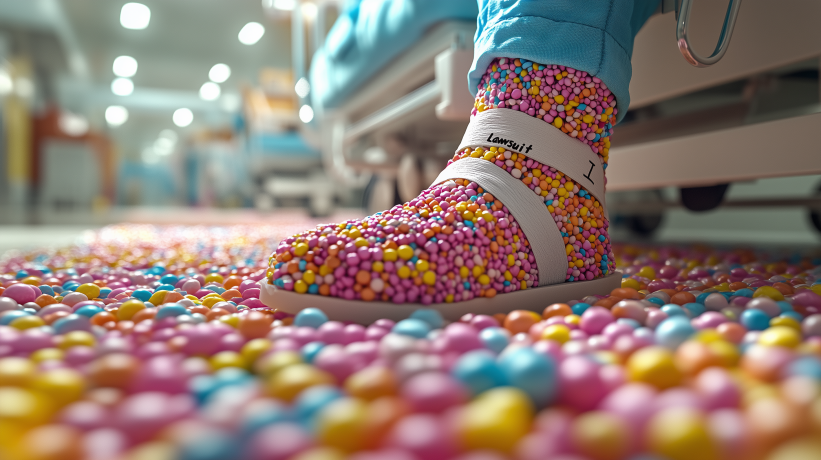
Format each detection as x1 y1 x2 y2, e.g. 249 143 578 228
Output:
261 58 621 322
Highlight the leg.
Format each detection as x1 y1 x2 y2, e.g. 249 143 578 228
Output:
266 0 661 309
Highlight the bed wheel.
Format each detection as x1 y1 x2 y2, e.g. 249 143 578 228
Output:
624 189 665 238
809 181 821 234
680 183 729 212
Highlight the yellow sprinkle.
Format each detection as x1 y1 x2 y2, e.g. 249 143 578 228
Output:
423 271 437 286
397 266 411 279
397 245 414 260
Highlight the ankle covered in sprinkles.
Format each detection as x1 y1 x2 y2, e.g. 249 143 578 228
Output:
454 57 617 282
269 59 616 302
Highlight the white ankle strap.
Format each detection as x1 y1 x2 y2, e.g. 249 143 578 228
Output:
458 108 606 207
430 158 568 285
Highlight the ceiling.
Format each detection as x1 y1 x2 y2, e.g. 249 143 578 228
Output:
62 0 292 93
0 0 297 161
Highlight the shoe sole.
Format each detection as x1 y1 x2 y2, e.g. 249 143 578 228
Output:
258 270 622 323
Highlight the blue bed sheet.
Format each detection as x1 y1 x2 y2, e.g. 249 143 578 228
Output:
310 0 478 111
247 132 320 159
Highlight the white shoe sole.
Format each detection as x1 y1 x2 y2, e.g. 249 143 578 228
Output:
258 270 622 323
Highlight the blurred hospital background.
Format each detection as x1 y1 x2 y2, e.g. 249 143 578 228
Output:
1 0 820 253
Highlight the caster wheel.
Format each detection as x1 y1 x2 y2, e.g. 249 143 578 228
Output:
809 182 821 234
680 183 729 212
624 189 665 238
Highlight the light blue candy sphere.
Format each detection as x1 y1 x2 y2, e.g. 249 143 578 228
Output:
479 327 510 354
156 304 191 320
74 305 104 318
740 309 770 331
660 304 687 318
301 341 326 364
451 350 508 396
571 302 591 315
392 318 431 338
655 316 696 349
409 308 444 329
498 347 558 408
293 308 328 328
682 302 706 318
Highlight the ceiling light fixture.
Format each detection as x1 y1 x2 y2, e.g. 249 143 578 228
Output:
58 112 90 137
0 69 12 95
105 106 129 126
199 82 221 101
209 64 231 83
173 108 193 127
111 77 134 96
238 22 265 45
301 2 318 21
295 77 310 98
120 3 151 30
112 55 138 77
299 104 314 123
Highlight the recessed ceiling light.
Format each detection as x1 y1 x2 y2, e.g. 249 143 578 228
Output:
58 112 90 137
173 108 193 127
120 3 150 30
295 77 310 98
301 2 317 21
0 69 12 95
238 22 265 45
105 106 129 126
199 82 221 101
113 56 138 77
299 104 314 123
111 77 134 96
209 64 231 83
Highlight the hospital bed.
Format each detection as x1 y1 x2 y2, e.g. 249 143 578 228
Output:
300 0 821 233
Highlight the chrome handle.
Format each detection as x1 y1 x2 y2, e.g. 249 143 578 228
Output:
676 0 743 68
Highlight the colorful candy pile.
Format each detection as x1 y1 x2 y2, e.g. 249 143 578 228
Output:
2 225 821 460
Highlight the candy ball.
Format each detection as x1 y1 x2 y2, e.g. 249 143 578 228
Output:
315 397 370 452
392 319 431 339
757 326 801 349
479 327 510 354
457 387 533 453
401 371 467 413
570 411 630 460
409 309 444 329
294 308 329 329
265 364 335 402
646 408 718 460
451 350 507 396
627 346 682 390
498 346 557 407
655 316 696 349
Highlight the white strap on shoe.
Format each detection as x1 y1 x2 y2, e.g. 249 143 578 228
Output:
430 157 568 285
457 108 606 207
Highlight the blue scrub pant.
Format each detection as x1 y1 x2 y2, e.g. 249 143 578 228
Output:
470 0 662 123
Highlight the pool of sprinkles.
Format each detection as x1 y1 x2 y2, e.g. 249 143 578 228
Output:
2 228 821 460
